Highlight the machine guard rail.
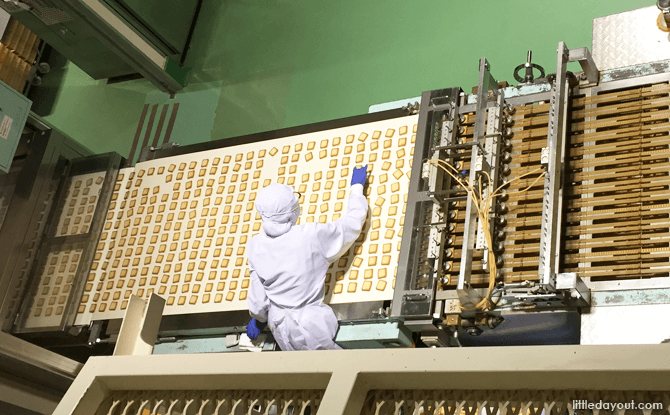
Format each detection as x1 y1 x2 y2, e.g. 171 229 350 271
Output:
53 345 670 415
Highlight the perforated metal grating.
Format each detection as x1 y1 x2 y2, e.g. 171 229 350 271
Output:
361 390 670 415
97 389 323 415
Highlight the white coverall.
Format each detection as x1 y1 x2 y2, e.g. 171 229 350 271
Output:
247 183 368 350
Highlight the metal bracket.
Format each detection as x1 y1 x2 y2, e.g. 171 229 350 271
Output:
138 142 181 163
568 47 600 85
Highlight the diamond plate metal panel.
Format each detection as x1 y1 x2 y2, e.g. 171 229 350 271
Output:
581 304 670 345
593 6 670 71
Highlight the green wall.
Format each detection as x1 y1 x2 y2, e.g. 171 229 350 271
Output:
43 1 652 156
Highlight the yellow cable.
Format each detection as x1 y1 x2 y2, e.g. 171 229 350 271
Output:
427 159 546 311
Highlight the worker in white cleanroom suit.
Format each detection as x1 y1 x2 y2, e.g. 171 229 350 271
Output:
245 166 369 350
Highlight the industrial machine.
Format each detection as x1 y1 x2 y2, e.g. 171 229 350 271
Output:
2 4 670 367
0 0 199 94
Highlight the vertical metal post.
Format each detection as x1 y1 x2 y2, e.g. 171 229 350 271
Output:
538 42 570 287
457 59 498 300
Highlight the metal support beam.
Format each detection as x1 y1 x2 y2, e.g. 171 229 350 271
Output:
458 58 501 307
538 42 570 288
113 294 165 356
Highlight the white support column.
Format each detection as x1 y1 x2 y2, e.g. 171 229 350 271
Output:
113 294 165 356
317 371 367 415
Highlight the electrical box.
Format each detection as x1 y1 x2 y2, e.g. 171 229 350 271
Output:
0 78 31 173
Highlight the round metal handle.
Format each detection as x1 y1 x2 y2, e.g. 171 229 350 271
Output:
514 63 546 83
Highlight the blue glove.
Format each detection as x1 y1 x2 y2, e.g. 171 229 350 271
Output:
351 165 368 186
246 318 267 340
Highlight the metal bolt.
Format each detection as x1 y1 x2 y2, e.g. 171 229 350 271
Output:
466 326 482 336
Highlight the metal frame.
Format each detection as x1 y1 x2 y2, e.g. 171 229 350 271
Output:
13 152 122 334
51 345 670 415
538 42 570 288
0 116 93 332
140 108 410 163
391 87 462 334
0 331 81 391
458 59 497 293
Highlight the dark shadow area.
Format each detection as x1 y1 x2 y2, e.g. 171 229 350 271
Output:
27 45 68 117
458 310 581 346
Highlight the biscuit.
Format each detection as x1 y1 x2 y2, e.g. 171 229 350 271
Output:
347 282 357 293
377 280 387 291
385 129 395 138
372 130 382 139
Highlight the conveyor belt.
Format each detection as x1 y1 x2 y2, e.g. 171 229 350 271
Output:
75 116 417 324
563 82 670 281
